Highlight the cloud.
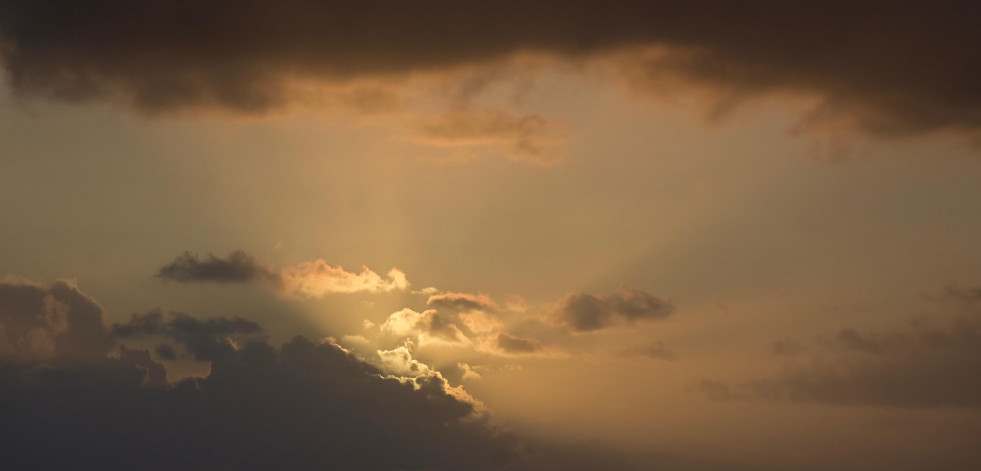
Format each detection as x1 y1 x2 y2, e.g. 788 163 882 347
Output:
0 278 113 362
2 2 980 138
156 250 409 297
279 261 409 297
702 296 981 407
113 310 264 362
156 250 279 284
553 286 673 332
414 110 565 164
617 341 677 361
380 308 470 346
427 291 498 312
475 332 564 358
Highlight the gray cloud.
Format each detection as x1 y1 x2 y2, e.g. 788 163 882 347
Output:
554 286 673 332
494 332 543 354
703 298 981 408
0 2 978 137
156 250 279 284
113 310 264 362
427 291 497 312
0 278 113 362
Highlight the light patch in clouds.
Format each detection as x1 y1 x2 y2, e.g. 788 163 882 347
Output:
380 308 470 346
413 110 565 164
376 343 432 378
281 261 409 297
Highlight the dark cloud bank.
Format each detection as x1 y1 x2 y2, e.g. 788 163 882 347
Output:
0 278 652 471
1 1 979 136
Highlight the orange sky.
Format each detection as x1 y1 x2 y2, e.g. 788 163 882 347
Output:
2 3 981 470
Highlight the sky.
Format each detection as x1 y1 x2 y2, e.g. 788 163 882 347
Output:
2 2 981 470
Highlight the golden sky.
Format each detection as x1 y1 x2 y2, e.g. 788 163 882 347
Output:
2 2 981 470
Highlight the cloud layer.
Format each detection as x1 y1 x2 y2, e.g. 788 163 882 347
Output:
0 277 661 471
2 1 979 136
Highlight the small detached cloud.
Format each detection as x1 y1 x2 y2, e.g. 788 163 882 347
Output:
156 250 279 284
155 250 409 298
553 286 673 333
475 332 563 358
427 291 498 312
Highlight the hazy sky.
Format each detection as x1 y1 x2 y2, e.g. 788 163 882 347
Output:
2 2 981 470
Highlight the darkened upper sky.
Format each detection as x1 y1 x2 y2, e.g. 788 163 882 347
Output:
2 1 980 135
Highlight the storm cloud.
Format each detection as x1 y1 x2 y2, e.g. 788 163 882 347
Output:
0 1 979 136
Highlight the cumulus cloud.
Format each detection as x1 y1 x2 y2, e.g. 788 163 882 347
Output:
553 286 673 332
0 278 113 362
156 250 279 284
702 294 981 407
380 308 469 346
1 2 979 137
0 276 633 471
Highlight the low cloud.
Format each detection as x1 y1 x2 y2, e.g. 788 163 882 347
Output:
112 310 264 362
0 278 112 362
156 251 279 284
280 260 409 297
427 291 498 312
553 286 673 333
380 308 470 346
702 292 981 408
1 275 676 471
155 250 409 298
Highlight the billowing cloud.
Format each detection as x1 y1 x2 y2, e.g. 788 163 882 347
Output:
0 278 112 362
156 250 279 284
553 286 673 332
0 276 670 471
380 308 469 346
156 250 409 297
1 2 979 137
617 341 677 361
279 261 409 297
